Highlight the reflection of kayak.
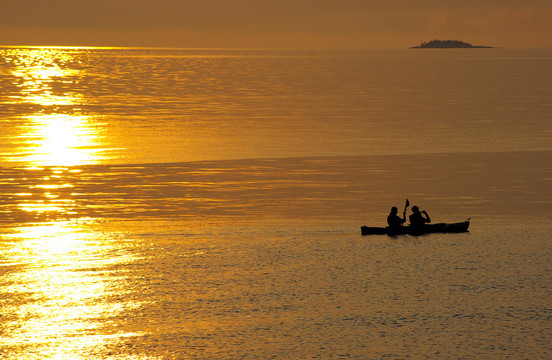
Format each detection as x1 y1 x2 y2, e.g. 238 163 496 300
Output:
361 220 470 236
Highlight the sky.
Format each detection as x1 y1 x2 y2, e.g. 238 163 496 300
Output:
2 0 551 49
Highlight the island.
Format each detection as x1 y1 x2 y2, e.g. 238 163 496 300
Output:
410 40 493 48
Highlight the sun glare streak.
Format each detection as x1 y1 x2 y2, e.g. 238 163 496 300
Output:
8 48 82 106
0 222 145 359
20 114 104 166
5 47 108 167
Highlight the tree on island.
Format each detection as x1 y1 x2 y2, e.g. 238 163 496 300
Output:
411 40 493 48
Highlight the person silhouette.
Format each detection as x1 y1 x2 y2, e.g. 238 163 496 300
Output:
387 206 406 231
409 206 431 231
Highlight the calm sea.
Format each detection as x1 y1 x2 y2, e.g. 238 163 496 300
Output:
0 47 551 359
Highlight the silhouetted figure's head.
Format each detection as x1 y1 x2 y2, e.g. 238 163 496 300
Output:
390 206 398 214
412 206 420 213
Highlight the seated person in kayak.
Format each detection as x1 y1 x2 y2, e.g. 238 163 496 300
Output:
387 206 406 230
409 206 431 229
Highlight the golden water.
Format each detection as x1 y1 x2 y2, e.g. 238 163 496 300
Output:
0 47 551 358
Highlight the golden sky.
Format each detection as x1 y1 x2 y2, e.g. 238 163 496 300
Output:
2 0 551 49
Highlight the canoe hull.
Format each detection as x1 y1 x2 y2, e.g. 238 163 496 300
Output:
361 221 470 236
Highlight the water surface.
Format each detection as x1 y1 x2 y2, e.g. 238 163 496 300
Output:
1 47 551 359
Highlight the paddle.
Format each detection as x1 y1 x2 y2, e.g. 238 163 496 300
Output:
403 198 410 220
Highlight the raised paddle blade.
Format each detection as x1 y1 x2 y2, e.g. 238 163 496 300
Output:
402 198 410 217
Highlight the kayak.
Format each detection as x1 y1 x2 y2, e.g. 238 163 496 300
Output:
361 220 470 236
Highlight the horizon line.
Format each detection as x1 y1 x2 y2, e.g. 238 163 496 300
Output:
1 44 550 51
0 45 412 52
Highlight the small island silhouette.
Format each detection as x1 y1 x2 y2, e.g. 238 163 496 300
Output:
410 40 493 48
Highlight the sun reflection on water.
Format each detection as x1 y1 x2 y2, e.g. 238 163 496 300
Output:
0 221 144 359
9 47 83 107
20 113 104 167
6 47 108 167
1 47 112 222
